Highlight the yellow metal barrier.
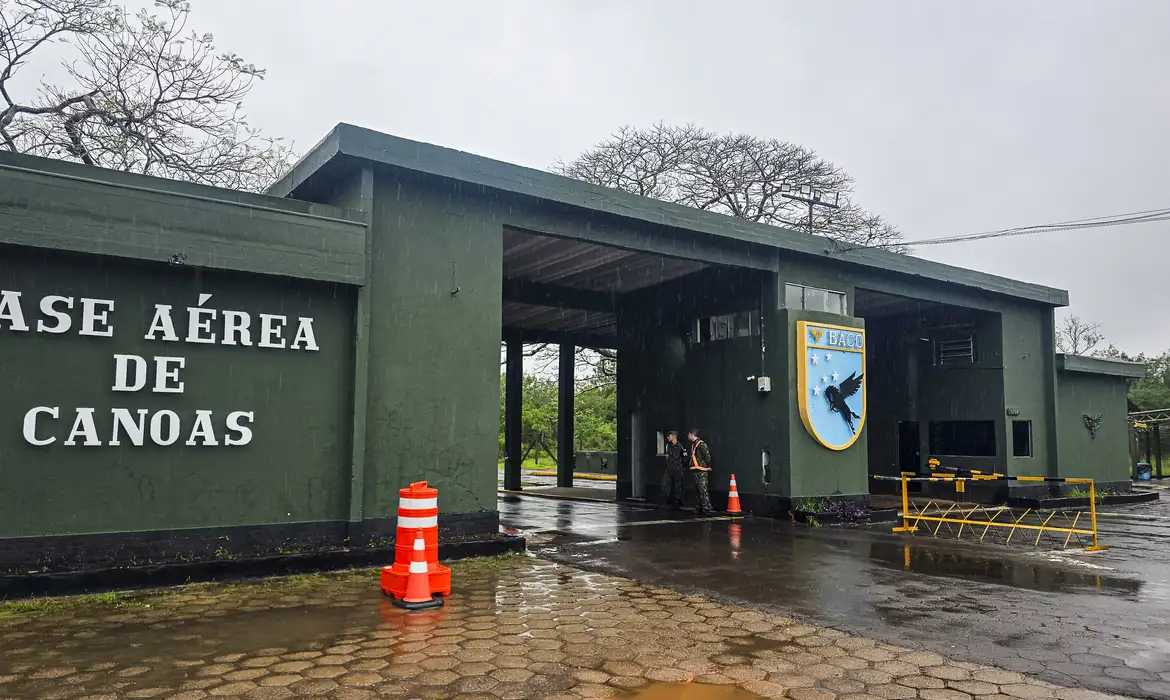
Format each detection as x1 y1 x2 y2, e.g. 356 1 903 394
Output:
881 472 1108 552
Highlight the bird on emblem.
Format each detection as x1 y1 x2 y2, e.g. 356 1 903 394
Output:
823 372 864 433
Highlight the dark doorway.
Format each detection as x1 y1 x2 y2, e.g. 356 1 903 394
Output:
898 421 922 492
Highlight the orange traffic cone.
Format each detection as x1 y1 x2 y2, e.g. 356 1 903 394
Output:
393 529 444 610
727 474 743 516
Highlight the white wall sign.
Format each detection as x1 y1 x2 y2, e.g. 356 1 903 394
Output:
0 290 319 448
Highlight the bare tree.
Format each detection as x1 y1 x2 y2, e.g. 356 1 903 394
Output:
501 343 616 392
554 122 906 252
1056 315 1104 356
1 0 293 191
514 124 907 382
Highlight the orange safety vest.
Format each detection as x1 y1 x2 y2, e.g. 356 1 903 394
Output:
690 441 712 471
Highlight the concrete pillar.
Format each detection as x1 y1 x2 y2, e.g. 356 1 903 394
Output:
504 335 524 491
558 342 575 488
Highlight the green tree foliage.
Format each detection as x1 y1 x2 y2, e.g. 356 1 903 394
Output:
498 361 617 461
1132 356 1170 411
1097 344 1170 410
1069 312 1170 410
574 384 617 451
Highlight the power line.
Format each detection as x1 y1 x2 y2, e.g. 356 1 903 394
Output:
902 206 1170 247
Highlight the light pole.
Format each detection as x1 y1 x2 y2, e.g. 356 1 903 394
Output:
780 182 840 234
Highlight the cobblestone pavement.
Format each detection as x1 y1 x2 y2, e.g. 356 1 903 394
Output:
0 556 1136 700
503 494 1170 699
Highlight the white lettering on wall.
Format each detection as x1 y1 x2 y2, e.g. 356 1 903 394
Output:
0 290 29 332
111 355 186 394
8 289 321 448
291 317 319 351
222 310 252 347
145 304 179 342
225 411 255 446
112 354 148 392
64 407 102 446
258 314 286 349
186 294 217 344
24 408 255 448
78 298 115 337
186 410 220 446
150 410 181 446
153 357 185 394
37 296 73 334
23 407 58 446
110 408 148 447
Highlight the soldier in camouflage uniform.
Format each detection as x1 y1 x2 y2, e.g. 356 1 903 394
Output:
660 431 687 509
687 429 713 516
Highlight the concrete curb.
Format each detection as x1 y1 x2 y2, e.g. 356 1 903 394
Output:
498 489 618 504
1007 490 1160 509
0 536 526 600
528 471 617 482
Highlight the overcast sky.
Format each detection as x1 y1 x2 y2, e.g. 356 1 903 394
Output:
195 0 1170 354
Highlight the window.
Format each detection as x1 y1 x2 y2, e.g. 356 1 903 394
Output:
935 334 975 366
785 283 847 315
655 431 666 457
1012 420 1032 458
692 309 759 343
784 284 804 309
928 420 997 457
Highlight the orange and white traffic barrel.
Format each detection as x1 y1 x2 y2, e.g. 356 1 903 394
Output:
380 481 452 599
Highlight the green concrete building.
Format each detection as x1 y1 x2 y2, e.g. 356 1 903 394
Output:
1054 354 1145 484
0 124 1141 571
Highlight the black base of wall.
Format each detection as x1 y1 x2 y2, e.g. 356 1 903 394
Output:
1008 487 1159 509
867 508 903 523
0 512 500 577
0 535 525 600
792 508 900 526
639 485 885 523
640 486 796 518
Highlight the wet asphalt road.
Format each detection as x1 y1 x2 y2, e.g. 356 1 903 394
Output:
499 490 1170 699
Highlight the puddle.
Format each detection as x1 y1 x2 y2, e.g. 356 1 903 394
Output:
866 540 1144 596
619 683 763 699
0 593 448 689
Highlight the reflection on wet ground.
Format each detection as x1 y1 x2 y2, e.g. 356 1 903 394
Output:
0 558 1083 700
2 492 1167 698
502 492 1170 698
497 470 618 492
620 682 764 698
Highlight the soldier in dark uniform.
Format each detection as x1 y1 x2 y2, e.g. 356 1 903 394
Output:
660 431 686 509
687 429 713 516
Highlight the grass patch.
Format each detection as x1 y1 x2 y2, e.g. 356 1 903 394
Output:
209 567 380 595
795 497 825 513
0 590 150 620
281 569 377 586
0 558 516 622
447 553 522 575
1066 487 1116 504
496 459 557 471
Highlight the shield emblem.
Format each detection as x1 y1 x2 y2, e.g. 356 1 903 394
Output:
797 321 866 450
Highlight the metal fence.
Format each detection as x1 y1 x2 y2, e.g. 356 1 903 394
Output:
875 469 1107 552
